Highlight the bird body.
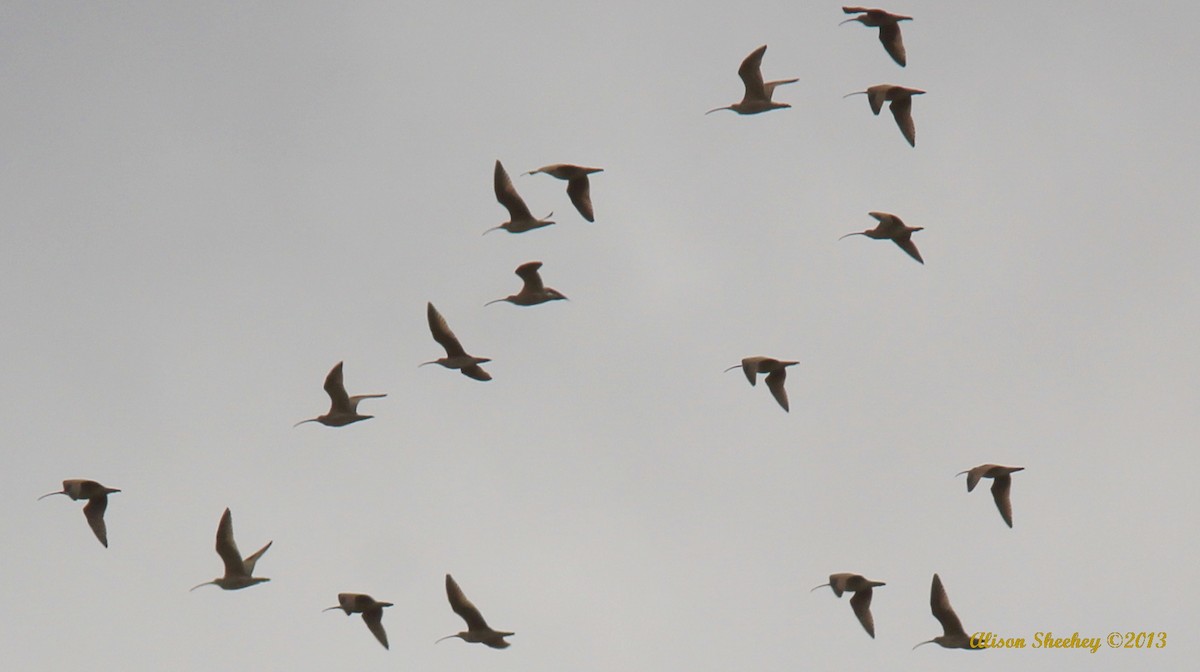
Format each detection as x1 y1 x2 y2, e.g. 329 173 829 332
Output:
39 479 120 548
191 508 272 591
839 211 925 263
422 303 492 380
844 84 924 146
486 261 568 306
724 356 798 411
295 361 386 427
707 45 797 115
486 160 554 234
811 573 885 638
914 573 981 650
957 464 1025 528
438 574 513 648
840 6 912 66
324 593 393 649
523 164 603 222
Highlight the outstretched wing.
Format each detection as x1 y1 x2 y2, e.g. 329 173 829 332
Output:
83 495 110 548
850 588 876 638
892 234 924 264
566 176 595 222
427 303 467 357
890 95 916 146
215 508 247 577
991 475 1015 528
323 361 352 412
446 574 491 631
494 160 533 220
461 364 493 382
242 540 272 576
930 574 967 638
737 45 769 103
765 368 790 412
363 606 389 649
879 23 907 66
515 261 546 293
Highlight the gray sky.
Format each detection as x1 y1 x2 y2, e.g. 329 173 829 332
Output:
2 1 1196 670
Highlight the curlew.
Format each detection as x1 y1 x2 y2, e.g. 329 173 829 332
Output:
295 361 386 427
523 164 603 222
485 160 554 234
811 573 886 638
724 356 798 412
324 593 394 649
190 508 272 591
844 84 924 147
437 574 514 648
840 6 912 66
422 302 492 381
914 573 981 651
38 479 120 548
839 211 925 264
706 45 798 115
957 464 1025 528
486 261 568 307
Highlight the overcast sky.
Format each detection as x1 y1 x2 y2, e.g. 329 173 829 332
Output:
2 1 1196 670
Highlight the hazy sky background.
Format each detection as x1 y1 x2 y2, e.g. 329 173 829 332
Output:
2 1 1197 670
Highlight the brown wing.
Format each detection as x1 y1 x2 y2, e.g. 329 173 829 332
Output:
427 303 467 357
892 234 924 264
323 361 352 413
879 23 907 66
494 160 533 220
991 475 1015 528
241 540 272 575
461 364 493 382
215 508 247 578
867 211 900 234
737 45 769 103
765 368 790 412
890 95 916 147
738 357 765 386
446 574 491 631
363 606 389 649
963 465 985 492
763 78 798 101
866 86 889 115
827 573 851 597
850 588 876 638
515 261 545 293
930 574 967 638
566 176 595 222
83 495 110 547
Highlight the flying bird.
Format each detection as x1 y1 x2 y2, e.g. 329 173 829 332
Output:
840 6 913 66
523 164 604 222
844 84 925 146
190 508 272 591
295 361 386 427
839 211 925 264
811 573 886 638
422 303 492 381
724 356 798 412
485 160 554 234
38 479 120 548
706 45 798 115
437 574 514 648
957 464 1025 528
486 261 568 307
914 573 980 650
324 593 394 649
